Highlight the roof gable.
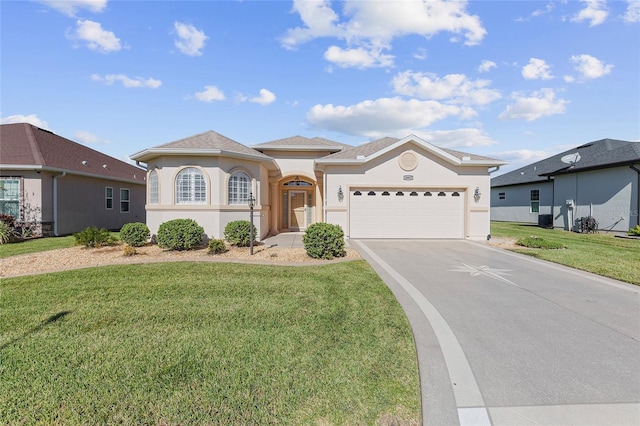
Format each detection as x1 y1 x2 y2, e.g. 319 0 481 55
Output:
316 134 506 166
492 138 640 187
0 123 145 183
130 130 276 167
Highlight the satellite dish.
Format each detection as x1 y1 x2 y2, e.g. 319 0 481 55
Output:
561 152 581 165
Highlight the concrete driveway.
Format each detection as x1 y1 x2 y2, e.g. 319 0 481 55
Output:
352 240 640 426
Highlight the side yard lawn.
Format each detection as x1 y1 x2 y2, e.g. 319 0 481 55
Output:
0 261 420 425
491 221 640 285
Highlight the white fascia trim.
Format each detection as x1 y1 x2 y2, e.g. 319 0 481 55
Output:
130 148 276 165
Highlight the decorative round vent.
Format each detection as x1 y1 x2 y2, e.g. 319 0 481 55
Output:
399 151 418 171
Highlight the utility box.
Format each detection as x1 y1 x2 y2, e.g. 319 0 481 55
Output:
538 214 553 228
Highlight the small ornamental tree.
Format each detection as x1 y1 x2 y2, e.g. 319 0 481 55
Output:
224 220 256 247
120 222 150 247
156 219 204 251
303 222 345 260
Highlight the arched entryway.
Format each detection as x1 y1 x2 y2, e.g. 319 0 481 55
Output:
281 177 315 231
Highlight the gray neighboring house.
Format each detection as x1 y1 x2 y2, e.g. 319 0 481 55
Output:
0 123 146 236
491 138 640 232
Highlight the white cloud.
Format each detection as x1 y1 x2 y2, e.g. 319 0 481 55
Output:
571 0 608 27
0 114 50 129
478 60 497 73
250 89 276 105
570 54 613 79
624 0 640 22
37 0 107 17
282 0 486 69
91 74 162 88
306 97 461 138
74 130 110 145
324 45 394 68
499 88 568 121
420 128 498 148
413 47 428 60
391 71 501 106
174 22 208 56
522 58 553 80
67 19 121 53
194 85 225 102
531 2 556 18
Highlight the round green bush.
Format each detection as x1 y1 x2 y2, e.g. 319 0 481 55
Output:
224 220 257 247
208 238 228 254
156 219 204 251
302 222 345 259
120 222 150 247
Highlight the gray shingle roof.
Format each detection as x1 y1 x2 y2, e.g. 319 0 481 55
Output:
318 135 505 164
0 123 145 183
130 130 274 164
252 135 350 151
491 138 640 187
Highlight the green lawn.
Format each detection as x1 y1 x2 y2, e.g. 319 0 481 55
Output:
491 221 640 285
0 261 420 425
0 235 76 258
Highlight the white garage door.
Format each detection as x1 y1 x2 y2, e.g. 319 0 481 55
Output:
349 189 465 239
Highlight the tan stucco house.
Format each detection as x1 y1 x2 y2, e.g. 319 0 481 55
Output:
0 123 146 236
130 130 506 241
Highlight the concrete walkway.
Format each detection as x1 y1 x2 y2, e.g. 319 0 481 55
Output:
261 232 305 248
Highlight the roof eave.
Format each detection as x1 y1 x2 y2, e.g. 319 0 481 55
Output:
129 148 279 170
0 164 146 185
252 145 345 152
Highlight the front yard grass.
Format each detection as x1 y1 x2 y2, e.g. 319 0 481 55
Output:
0 235 76 258
0 261 420 425
491 221 640 285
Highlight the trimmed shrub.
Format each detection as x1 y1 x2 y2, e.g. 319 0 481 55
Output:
156 219 204 251
120 222 150 247
303 222 345 260
208 239 228 255
629 225 640 236
224 220 256 247
74 226 118 248
123 245 137 256
0 214 15 228
0 221 13 244
516 236 565 249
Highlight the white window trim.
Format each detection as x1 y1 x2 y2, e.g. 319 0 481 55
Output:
228 170 252 205
120 188 130 213
105 186 113 210
149 169 159 205
0 177 21 219
175 167 207 205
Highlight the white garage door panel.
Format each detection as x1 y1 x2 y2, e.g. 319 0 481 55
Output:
349 190 464 238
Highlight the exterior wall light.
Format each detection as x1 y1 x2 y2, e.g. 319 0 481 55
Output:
248 192 255 255
337 186 344 202
474 187 481 201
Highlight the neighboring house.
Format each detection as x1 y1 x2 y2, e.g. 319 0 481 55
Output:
491 138 640 232
130 131 506 240
0 123 146 236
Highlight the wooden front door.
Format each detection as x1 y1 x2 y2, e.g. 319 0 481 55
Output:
289 191 306 230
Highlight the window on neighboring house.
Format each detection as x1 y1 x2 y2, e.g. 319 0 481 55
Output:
176 167 206 204
530 189 540 213
499 192 506 200
149 170 158 204
120 189 130 213
228 171 250 204
105 187 113 210
0 178 20 219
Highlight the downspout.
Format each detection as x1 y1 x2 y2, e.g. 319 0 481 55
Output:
52 171 66 236
632 164 640 227
323 168 327 223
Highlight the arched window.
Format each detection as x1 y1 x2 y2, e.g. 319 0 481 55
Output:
176 167 206 204
228 171 251 204
149 170 158 204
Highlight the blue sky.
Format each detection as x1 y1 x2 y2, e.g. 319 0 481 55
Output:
2 0 639 175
